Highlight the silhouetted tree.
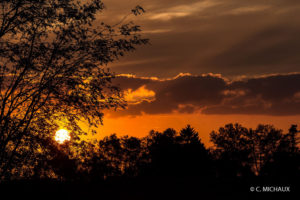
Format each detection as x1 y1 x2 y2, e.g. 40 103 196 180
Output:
210 123 299 180
179 124 200 144
0 123 298 197
97 134 123 178
121 136 144 177
144 126 212 180
78 134 146 181
260 125 299 182
210 123 253 178
0 0 148 180
248 124 283 175
286 124 299 153
177 125 212 178
145 128 179 176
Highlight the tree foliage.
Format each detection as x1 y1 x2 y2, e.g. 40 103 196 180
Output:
210 123 299 177
0 0 148 179
0 123 298 198
38 123 298 184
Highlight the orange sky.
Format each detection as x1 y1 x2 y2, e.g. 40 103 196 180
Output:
93 113 300 146
79 0 300 147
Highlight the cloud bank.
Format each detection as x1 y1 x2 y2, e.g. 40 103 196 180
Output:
109 73 300 117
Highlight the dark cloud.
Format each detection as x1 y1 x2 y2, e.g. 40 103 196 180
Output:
99 0 300 78
114 75 152 91
98 1 300 117
203 73 300 115
109 73 300 116
110 73 226 116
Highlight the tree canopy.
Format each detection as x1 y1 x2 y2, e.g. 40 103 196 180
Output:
0 0 148 179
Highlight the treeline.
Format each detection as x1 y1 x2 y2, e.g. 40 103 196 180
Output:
47 124 299 181
0 123 299 197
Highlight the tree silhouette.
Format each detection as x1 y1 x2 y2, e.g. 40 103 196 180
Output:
145 128 179 176
210 123 253 178
260 125 299 182
248 124 283 175
177 125 212 178
0 123 298 197
143 126 212 180
179 124 200 144
210 123 299 180
0 0 148 180
121 136 144 177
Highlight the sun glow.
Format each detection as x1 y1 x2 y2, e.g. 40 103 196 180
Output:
55 129 71 144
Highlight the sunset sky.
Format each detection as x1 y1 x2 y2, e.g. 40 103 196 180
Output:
93 0 300 145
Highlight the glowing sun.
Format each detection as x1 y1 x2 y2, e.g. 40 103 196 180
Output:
55 129 71 144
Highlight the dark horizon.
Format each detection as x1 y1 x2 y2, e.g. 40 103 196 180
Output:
1 123 299 198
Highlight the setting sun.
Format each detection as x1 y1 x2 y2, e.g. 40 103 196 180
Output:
55 129 71 144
